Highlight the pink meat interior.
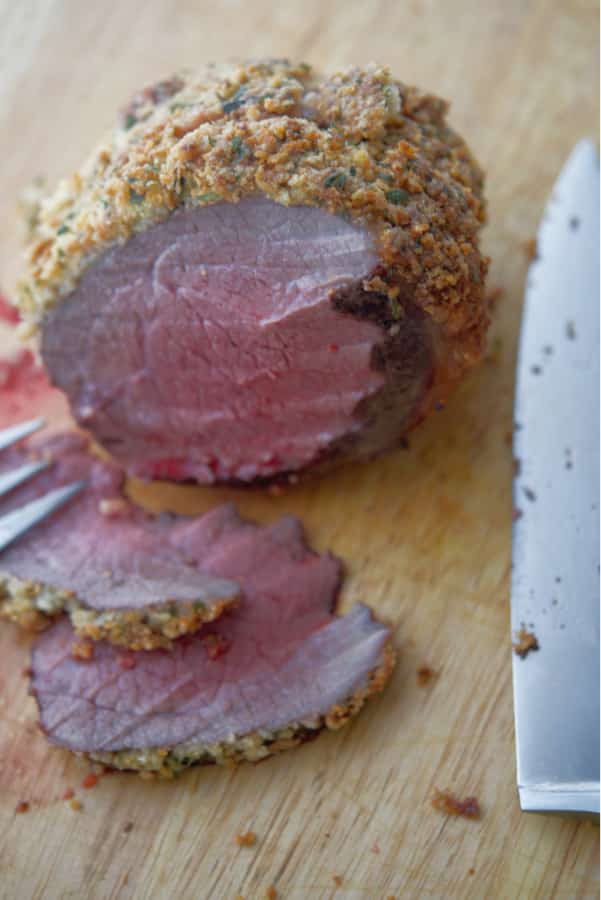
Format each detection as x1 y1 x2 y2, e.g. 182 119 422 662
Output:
0 434 238 614
42 199 385 482
32 504 391 752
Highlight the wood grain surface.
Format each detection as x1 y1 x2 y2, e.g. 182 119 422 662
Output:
0 1 599 897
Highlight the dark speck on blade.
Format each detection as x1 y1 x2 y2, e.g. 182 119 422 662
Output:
543 345 553 356
523 487 536 502
569 216 580 230
530 365 542 375
555 576 562 583
566 320 576 340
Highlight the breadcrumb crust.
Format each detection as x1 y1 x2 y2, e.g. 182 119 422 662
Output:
18 60 488 372
62 641 397 775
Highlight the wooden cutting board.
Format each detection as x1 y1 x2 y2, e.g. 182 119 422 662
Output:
0 1 598 897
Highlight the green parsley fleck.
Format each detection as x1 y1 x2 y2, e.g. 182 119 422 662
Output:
390 297 402 319
124 113 137 130
197 192 222 204
221 88 247 114
386 188 410 206
324 172 347 190
129 189 145 205
230 135 248 159
57 225 70 236
349 166 357 177
193 601 206 612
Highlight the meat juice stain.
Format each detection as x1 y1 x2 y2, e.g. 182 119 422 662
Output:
0 347 68 427
0 293 20 325
150 458 188 480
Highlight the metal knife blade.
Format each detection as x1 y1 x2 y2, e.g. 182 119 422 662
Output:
512 139 600 815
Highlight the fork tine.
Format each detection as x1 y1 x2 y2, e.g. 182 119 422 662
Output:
0 418 46 452
0 480 85 553
0 459 51 498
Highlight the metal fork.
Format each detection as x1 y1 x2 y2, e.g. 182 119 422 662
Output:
0 418 85 552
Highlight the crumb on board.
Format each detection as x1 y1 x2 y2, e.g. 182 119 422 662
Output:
70 799 83 812
62 788 75 801
265 887 278 900
82 773 99 790
371 842 380 854
118 654 137 670
21 667 32 678
15 801 29 814
468 868 476 876
523 238 538 261
98 497 129 518
431 788 481 819
513 628 539 658
123 822 134 834
416 665 438 687
236 831 257 847
333 874 343 887
485 335 503 364
71 639 94 661
202 633 231 660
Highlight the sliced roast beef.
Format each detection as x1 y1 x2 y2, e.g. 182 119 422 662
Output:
32 572 393 773
22 61 489 484
0 433 239 647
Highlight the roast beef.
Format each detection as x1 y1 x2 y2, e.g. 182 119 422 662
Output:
20 60 489 484
0 433 239 647
31 504 393 771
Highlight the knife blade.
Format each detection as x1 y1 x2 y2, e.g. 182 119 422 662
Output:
512 139 600 815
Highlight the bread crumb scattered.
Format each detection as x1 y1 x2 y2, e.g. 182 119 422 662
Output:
123 822 134 834
71 639 94 661
431 789 481 819
70 799 83 812
236 831 257 847
333 874 343 887
513 628 539 659
416 665 438 687
82 773 99 790
203 633 231 660
118 655 137 671
523 238 538 262
468 868 476 876
15 801 29 814
265 887 278 900
98 497 129 518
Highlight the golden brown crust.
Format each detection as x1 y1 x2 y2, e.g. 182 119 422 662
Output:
0 572 239 650
18 60 488 367
81 640 396 776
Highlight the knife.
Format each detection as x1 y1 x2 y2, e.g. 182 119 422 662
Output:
511 139 600 815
